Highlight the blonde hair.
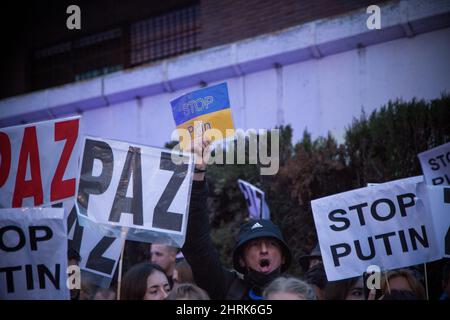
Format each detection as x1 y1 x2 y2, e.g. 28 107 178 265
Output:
381 269 425 299
174 259 194 284
166 283 210 300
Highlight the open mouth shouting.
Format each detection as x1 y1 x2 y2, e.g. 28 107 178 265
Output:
258 258 272 273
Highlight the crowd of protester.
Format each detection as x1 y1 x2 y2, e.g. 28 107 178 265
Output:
67 242 450 301
67 135 450 301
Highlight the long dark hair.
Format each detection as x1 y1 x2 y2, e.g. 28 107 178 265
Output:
324 277 360 300
121 263 168 300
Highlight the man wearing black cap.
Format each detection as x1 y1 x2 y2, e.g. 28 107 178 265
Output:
298 244 322 272
181 136 291 300
299 244 328 300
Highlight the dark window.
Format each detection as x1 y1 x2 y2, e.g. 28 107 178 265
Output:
130 4 200 65
31 28 124 91
30 3 201 91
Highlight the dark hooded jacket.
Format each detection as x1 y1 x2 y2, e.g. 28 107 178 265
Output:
182 180 291 300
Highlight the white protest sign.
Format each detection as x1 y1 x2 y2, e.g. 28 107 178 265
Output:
50 199 123 287
367 176 423 188
76 219 124 287
0 207 69 300
418 142 450 186
311 180 441 281
416 183 450 258
0 116 81 208
238 179 270 220
76 136 194 247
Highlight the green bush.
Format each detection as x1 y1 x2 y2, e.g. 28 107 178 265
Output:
345 96 450 185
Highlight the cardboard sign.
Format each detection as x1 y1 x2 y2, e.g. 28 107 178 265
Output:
0 208 69 300
76 136 194 247
0 116 81 208
238 179 270 220
311 180 441 281
51 200 123 287
418 142 450 186
417 183 450 258
170 83 235 147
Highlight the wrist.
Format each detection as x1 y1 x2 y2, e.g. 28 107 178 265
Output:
194 167 207 173
193 172 205 181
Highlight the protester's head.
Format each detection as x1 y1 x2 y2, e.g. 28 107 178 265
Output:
150 244 178 276
298 244 322 272
303 262 328 300
263 276 316 300
381 289 420 300
232 219 291 275
324 276 364 300
121 263 170 300
173 259 194 285
79 276 98 300
93 287 117 300
381 269 426 299
166 283 210 300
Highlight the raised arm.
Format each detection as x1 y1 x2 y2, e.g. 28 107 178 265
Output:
181 135 234 299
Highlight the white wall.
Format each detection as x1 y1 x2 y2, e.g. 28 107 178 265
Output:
80 27 450 147
283 27 450 141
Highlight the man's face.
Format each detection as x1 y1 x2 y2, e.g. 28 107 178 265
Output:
240 237 285 274
150 244 177 273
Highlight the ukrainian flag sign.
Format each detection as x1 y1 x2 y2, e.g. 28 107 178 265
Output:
170 83 235 147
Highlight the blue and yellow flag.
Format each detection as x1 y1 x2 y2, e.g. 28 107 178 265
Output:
170 83 235 147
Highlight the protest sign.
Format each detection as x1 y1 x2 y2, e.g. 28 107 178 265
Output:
311 179 441 281
417 142 450 258
50 200 123 287
0 116 81 208
418 142 450 186
76 136 194 247
170 82 235 148
416 183 450 258
238 179 270 220
0 207 69 299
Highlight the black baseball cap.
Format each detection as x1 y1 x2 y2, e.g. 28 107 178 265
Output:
232 219 291 274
